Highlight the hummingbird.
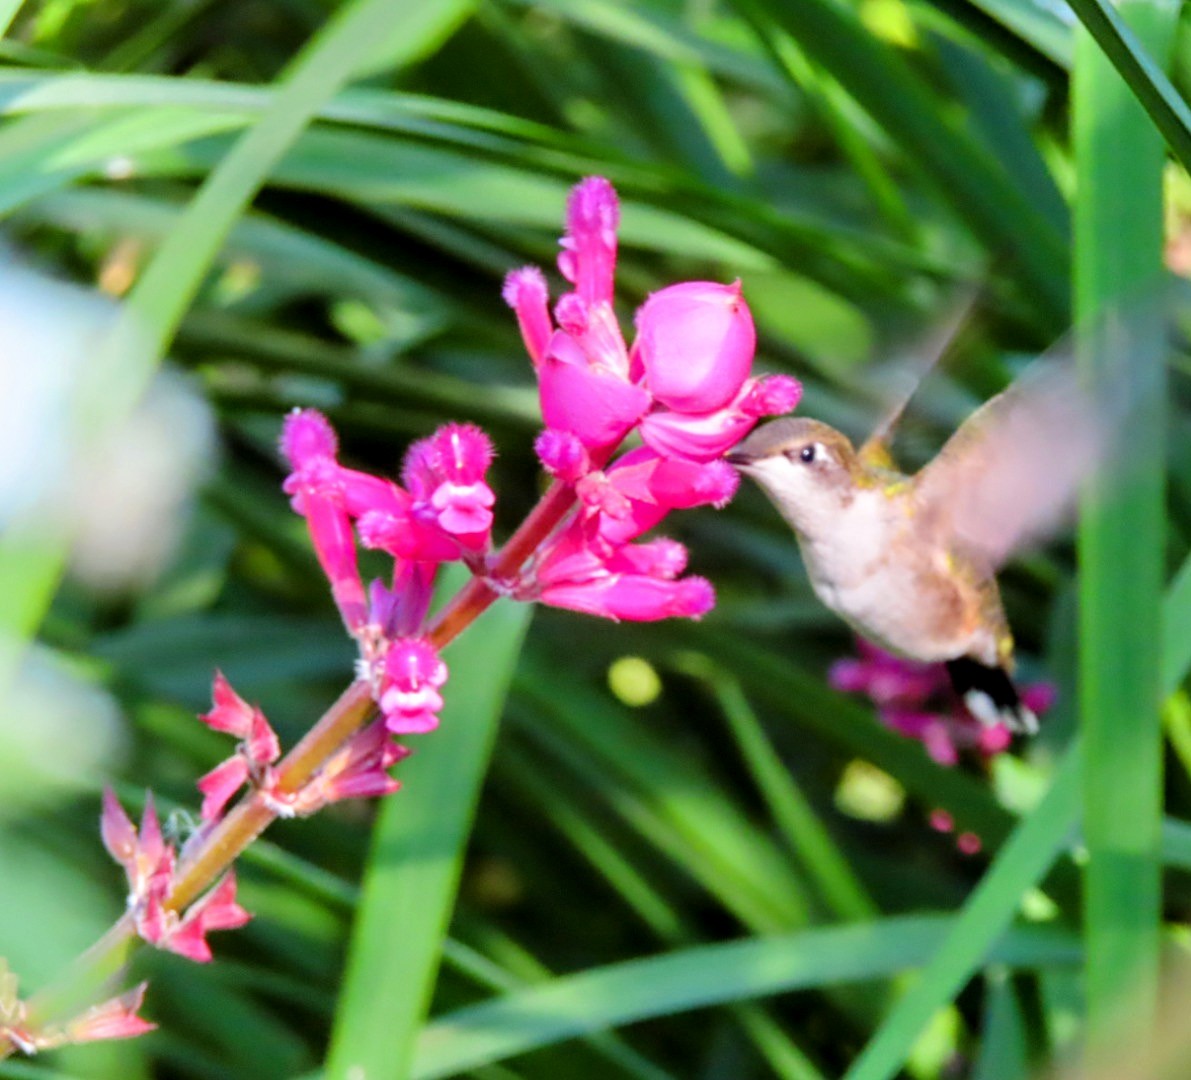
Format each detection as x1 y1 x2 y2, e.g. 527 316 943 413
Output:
725 362 1104 735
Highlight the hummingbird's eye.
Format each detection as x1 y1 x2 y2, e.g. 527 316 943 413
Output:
798 445 816 464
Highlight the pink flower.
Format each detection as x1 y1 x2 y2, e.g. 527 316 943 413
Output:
378 638 449 734
161 874 251 964
632 281 755 413
543 572 715 622
402 423 496 550
528 512 713 622
639 374 802 462
536 428 591 482
196 673 282 821
280 409 369 632
290 721 410 813
831 637 1055 765
102 788 167 901
63 983 156 1045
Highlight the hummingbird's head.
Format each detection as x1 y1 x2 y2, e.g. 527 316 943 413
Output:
724 418 860 537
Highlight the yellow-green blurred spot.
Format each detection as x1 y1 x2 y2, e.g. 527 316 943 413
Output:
907 1005 960 1079
212 259 262 306
859 0 918 48
608 656 662 707
1020 887 1060 922
834 759 905 822
332 298 390 347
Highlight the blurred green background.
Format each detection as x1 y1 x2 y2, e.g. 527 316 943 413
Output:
1 0 1190 1077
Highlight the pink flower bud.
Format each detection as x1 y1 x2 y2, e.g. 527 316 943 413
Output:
403 424 497 548
633 281 755 413
639 405 757 463
200 671 255 738
557 177 619 305
542 573 714 622
608 537 689 578
503 266 553 366
379 638 449 734
535 428 590 482
279 408 337 469
742 374 802 417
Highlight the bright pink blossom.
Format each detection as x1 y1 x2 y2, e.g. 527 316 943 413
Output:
541 572 714 622
639 374 802 462
402 423 496 550
504 176 792 459
632 280 755 413
535 428 591 482
280 409 369 632
379 638 449 734
503 266 552 365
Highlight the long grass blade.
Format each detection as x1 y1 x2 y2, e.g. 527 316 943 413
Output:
1073 0 1175 1047
412 915 1079 1078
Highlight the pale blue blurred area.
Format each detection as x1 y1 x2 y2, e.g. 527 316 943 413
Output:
0 254 118 531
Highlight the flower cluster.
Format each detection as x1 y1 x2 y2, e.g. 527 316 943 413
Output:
4 175 801 1059
505 176 799 619
830 638 1055 767
280 175 799 736
100 789 250 963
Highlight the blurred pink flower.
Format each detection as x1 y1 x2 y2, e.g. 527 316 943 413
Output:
830 637 1054 765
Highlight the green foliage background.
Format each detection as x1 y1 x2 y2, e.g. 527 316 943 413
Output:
1 0 1190 1077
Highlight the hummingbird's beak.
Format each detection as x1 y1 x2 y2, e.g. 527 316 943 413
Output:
723 449 756 468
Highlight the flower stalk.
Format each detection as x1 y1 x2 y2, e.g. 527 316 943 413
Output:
1 175 800 1057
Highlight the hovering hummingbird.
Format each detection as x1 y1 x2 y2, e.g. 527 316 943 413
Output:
726 361 1104 735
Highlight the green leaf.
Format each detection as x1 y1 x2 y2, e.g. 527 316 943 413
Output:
1073 0 1175 1045
412 915 1079 1078
324 588 532 1079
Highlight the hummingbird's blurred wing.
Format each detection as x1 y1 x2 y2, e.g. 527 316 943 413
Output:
857 286 984 472
911 362 1105 570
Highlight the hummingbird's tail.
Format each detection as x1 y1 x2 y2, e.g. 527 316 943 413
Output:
945 657 1038 735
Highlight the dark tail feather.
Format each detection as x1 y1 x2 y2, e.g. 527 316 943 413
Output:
945 657 1038 735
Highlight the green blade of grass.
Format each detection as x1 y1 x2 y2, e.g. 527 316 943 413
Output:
323 591 532 1079
412 914 1079 1078
842 742 1083 1080
1073 0 1174 1046
737 0 1070 327
1066 0 1191 173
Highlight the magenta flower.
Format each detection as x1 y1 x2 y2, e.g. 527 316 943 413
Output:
402 423 496 551
378 638 449 734
632 280 755 413
504 176 797 458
